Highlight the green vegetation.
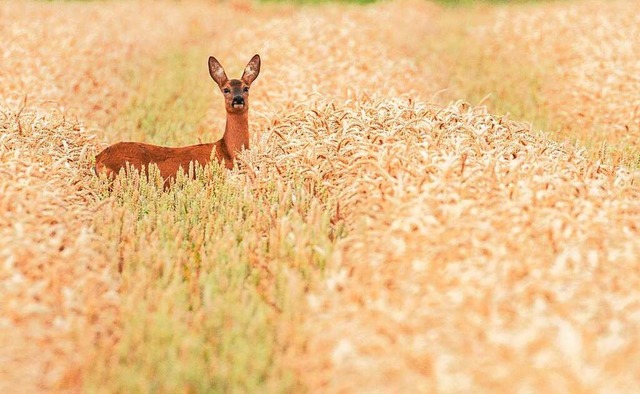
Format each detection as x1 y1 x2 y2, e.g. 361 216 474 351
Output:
87 163 339 392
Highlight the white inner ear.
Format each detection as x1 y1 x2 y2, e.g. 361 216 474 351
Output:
215 68 226 82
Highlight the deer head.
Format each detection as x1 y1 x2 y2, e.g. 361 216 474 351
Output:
208 54 261 114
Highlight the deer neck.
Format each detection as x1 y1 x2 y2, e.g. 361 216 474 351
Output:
221 111 249 159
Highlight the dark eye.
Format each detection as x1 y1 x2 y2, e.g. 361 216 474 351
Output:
243 87 249 93
223 88 230 94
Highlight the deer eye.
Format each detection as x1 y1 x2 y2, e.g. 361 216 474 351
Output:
223 88 230 94
243 87 249 93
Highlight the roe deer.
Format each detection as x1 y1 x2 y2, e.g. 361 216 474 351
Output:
95 54 261 186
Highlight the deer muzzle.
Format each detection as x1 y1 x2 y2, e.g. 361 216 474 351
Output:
232 96 245 109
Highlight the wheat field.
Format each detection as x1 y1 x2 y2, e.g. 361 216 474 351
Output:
1 0 640 392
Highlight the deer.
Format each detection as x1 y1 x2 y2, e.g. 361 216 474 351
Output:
94 54 261 187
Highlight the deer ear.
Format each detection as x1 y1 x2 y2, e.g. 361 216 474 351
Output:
241 54 261 86
208 56 228 88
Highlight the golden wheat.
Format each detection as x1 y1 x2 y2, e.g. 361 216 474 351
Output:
474 0 640 153
0 108 117 391
248 98 640 391
0 1 241 390
2 0 640 392
0 1 246 126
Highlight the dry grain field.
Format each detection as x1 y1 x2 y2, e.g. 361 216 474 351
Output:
2 0 640 392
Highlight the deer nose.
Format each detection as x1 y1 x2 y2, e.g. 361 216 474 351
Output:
232 96 244 105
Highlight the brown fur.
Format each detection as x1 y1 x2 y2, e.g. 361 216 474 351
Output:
95 54 260 187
